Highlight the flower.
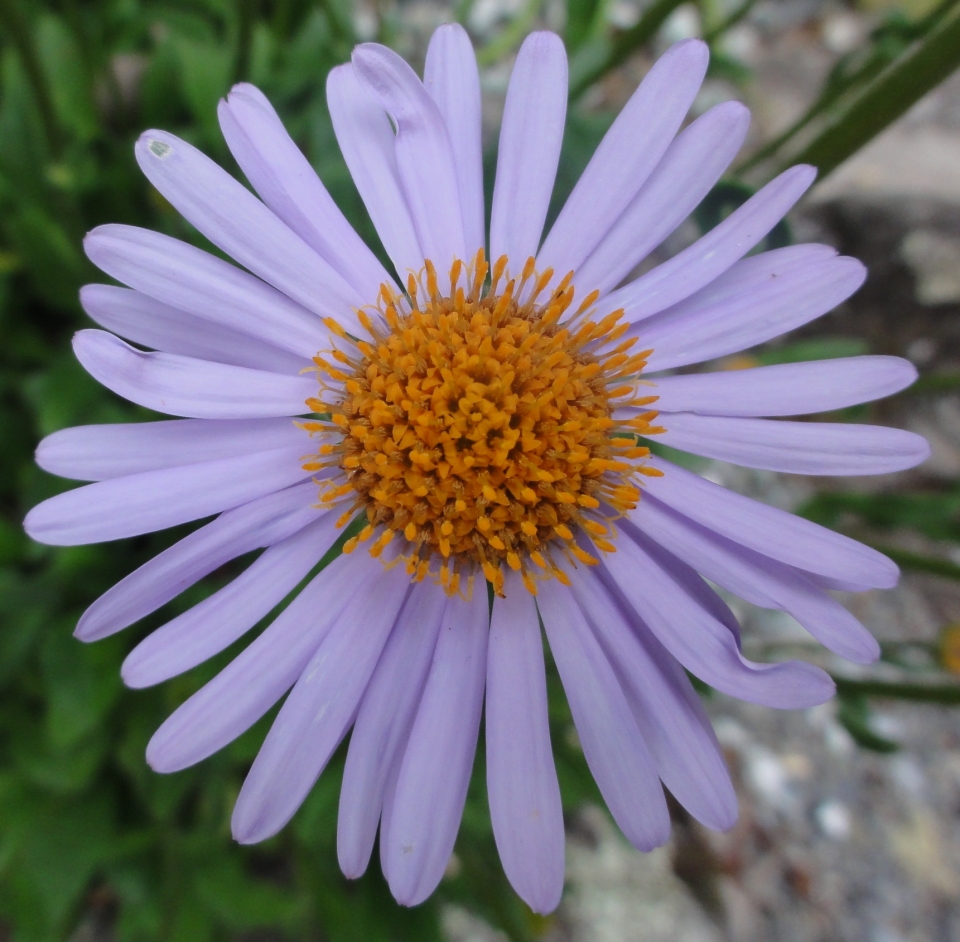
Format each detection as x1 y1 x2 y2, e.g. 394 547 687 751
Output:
24 24 928 914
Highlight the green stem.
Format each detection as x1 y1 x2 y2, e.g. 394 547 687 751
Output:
234 0 258 82
786 1 960 178
833 676 960 704
703 0 758 44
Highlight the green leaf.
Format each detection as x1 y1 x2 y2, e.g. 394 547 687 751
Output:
836 692 899 752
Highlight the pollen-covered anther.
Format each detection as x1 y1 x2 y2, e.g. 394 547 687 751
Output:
304 250 662 596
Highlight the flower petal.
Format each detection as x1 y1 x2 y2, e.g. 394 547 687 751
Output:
37 417 305 481
424 25 485 256
24 444 311 547
135 131 361 321
486 572 565 914
640 249 865 371
537 580 670 851
643 456 897 587
629 497 880 663
122 513 341 688
84 225 329 358
326 64 423 278
576 100 750 298
73 480 320 640
73 330 315 419
489 32 567 272
352 43 466 275
149 552 388 775
655 412 930 476
537 39 708 279
597 164 818 320
337 580 446 879
645 356 918 417
81 284 307 373
603 529 836 708
219 82 392 300
566 564 737 831
381 591 488 906
231 562 411 842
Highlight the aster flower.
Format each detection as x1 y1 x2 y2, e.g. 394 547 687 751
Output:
25 25 928 914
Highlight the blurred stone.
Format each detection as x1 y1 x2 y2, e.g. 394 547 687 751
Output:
561 807 723 942
899 229 960 305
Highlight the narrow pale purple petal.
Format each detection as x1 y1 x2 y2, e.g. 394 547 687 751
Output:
537 40 708 279
656 413 930 475
486 571 564 914
596 164 817 320
381 591 488 906
576 101 750 298
645 356 918 417
73 331 315 419
73 481 320 641
122 513 341 688
629 497 880 663
337 581 446 879
326 64 422 278
643 456 899 588
37 417 305 481
219 82 392 300
352 43 466 274
134 131 361 320
149 552 389 775
489 32 567 272
24 444 311 547
537 581 670 851
602 530 836 707
639 249 865 371
566 564 737 830
424 25 485 256
231 563 411 842
84 226 329 357
80 285 307 373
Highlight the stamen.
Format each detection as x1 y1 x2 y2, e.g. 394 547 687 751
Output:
305 250 660 597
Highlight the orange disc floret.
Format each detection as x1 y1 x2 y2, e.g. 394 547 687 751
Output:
302 250 663 596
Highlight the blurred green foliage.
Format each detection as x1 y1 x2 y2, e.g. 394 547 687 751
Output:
0 0 959 939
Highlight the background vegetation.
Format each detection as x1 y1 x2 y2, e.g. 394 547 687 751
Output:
1 0 960 939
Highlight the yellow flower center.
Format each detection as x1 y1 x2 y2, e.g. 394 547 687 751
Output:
301 252 663 597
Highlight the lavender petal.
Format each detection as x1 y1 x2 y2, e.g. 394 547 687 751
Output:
644 356 918 417
134 131 361 320
231 562 411 842
337 581 446 878
424 25 485 256
219 82 391 300
538 581 670 851
24 445 312 547
73 330 315 419
381 591 488 906
72 480 320 640
122 513 341 688
84 225 329 357
352 43 466 276
597 164 817 320
538 39 708 280
656 413 930 476
326 64 423 278
576 100 749 298
80 284 307 374
486 572 565 914
489 32 567 273
643 456 898 588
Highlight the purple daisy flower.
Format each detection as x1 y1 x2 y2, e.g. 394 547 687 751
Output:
25 25 928 914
